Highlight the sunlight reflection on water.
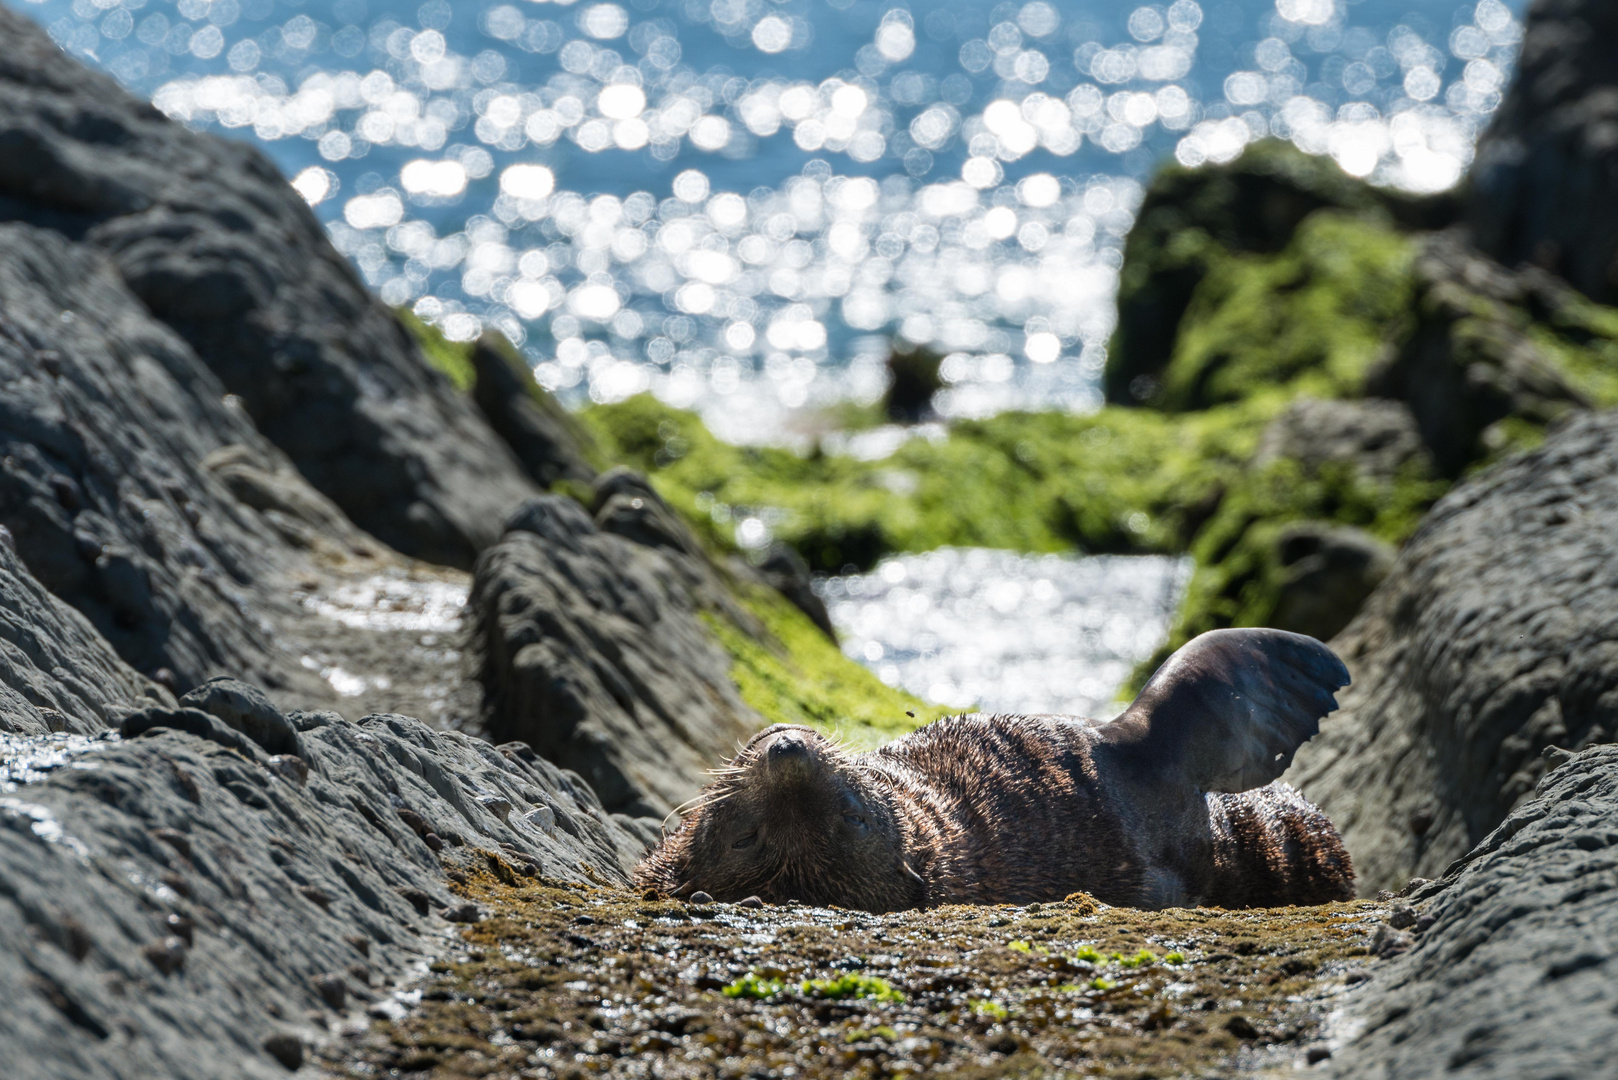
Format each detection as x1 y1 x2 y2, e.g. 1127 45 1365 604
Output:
818 548 1191 719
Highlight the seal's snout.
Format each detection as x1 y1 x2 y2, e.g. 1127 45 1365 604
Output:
765 732 815 781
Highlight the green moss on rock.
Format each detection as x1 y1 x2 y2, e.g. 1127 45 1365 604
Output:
1157 212 1416 410
581 392 1281 573
704 582 951 748
397 307 475 391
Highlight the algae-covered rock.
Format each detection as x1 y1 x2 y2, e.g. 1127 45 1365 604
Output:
1106 139 1455 406
1292 409 1618 894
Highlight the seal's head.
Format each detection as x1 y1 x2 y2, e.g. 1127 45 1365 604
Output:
634 724 925 911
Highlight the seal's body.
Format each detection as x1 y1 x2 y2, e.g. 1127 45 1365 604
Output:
634 628 1355 911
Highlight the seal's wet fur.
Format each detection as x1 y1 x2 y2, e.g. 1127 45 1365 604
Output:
635 628 1355 911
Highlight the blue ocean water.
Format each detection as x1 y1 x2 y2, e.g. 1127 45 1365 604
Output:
15 0 1524 441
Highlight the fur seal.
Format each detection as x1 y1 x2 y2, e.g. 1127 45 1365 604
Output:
634 628 1354 911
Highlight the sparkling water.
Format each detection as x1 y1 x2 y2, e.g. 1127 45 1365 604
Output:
818 548 1192 717
19 0 1524 443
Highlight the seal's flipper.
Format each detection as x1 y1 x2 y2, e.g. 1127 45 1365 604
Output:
1100 628 1349 793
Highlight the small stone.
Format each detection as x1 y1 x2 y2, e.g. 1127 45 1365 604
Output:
688 891 715 905
1306 1046 1332 1064
262 1033 304 1071
151 828 190 860
268 755 309 785
142 935 187 976
1415 913 1437 934
1224 1015 1260 1040
395 808 429 837
422 832 444 852
572 914 596 925
347 962 372 986
395 887 431 916
441 903 482 924
738 895 764 908
1387 903 1417 930
520 805 556 832
476 794 513 821
299 886 332 910
1371 924 1414 959
311 973 347 1010
344 934 371 957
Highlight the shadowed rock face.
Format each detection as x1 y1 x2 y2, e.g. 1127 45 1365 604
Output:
1329 745 1618 1079
1468 0 1618 304
1294 409 1618 894
0 221 334 695
0 536 169 735
0 5 536 568
470 490 762 819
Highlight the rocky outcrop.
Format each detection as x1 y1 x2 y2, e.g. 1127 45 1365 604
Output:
1105 139 1456 406
471 484 762 818
0 220 340 698
1468 0 1618 305
0 536 168 736
0 5 537 569
1329 745 1618 1077
1293 409 1618 893
1 710 647 1080
469 333 598 492
1254 398 1432 482
1366 233 1591 475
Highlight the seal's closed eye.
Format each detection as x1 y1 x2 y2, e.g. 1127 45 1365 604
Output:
1100 627 1350 794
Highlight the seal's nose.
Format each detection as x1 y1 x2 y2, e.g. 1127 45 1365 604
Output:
765 732 814 781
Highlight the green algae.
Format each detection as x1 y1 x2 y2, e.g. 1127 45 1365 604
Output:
802 973 905 1003
582 391 1276 572
397 307 475 392
1155 212 1416 410
723 972 785 999
701 582 951 749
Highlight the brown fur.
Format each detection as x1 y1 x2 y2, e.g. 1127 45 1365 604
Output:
634 715 1354 912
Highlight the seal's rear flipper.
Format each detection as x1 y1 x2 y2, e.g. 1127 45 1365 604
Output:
1100 628 1349 793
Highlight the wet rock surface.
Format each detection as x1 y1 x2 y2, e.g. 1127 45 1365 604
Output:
0 713 648 1080
1329 745 1618 1077
1294 409 1618 893
0 5 537 568
471 489 762 818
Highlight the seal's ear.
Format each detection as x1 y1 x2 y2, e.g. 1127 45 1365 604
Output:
1099 628 1349 793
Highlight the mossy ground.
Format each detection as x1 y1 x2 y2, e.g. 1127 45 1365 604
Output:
325 858 1388 1079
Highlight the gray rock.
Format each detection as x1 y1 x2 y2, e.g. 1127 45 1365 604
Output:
0 539 166 736
0 711 648 1080
469 333 598 490
180 678 300 757
1366 234 1590 475
1293 410 1618 893
0 221 327 696
0 6 537 568
1254 398 1432 482
1328 746 1618 1078
1468 0 1618 305
471 491 762 817
1268 523 1396 645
